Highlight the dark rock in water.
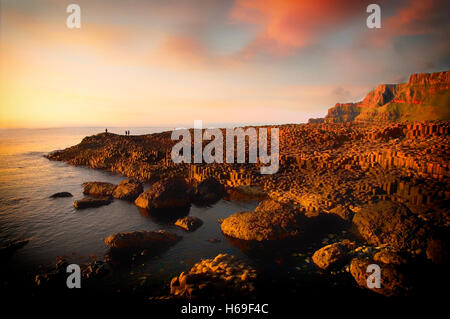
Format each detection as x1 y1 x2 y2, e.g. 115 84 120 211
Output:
35 258 68 288
312 241 354 270
83 260 112 279
169 254 257 298
135 178 190 210
175 216 203 231
112 179 143 200
352 200 425 250
192 178 225 205
221 199 302 241
0 238 30 258
350 257 410 297
82 182 116 197
50 192 73 198
104 230 180 250
35 257 112 288
74 196 112 209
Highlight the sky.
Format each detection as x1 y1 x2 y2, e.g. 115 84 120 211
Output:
0 0 449 128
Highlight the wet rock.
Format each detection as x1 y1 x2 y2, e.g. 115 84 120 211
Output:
350 257 409 297
221 199 302 241
50 192 73 198
352 201 424 250
135 178 190 210
74 196 112 209
192 178 225 204
312 242 349 270
175 216 203 231
169 253 257 298
82 182 116 197
112 179 143 200
104 230 180 250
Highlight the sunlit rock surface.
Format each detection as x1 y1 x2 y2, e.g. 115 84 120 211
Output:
169 254 257 298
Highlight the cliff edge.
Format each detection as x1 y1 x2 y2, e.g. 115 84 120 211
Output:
311 71 450 123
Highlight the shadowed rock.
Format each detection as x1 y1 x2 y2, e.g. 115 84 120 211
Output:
104 230 180 250
82 182 116 197
350 257 410 297
192 178 225 205
74 196 112 209
175 216 203 231
112 179 143 200
135 178 190 210
50 192 73 198
0 238 30 259
352 200 425 250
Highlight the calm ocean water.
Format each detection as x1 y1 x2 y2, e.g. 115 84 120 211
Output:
0 127 258 294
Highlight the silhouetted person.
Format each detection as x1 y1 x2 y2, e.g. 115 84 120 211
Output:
105 128 108 133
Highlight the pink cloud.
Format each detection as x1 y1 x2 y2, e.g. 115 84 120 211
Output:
231 0 363 56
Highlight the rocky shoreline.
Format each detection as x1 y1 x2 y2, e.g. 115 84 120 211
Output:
36 117 450 299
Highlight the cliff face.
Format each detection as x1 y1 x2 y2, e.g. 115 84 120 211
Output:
320 71 450 123
324 103 361 123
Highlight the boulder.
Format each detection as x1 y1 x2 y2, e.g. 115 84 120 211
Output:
221 199 302 241
192 178 225 204
82 182 116 197
135 178 190 210
74 197 112 209
50 192 73 198
169 254 257 298
104 230 180 250
312 242 348 270
112 179 143 200
352 201 424 250
350 257 409 297
175 216 203 231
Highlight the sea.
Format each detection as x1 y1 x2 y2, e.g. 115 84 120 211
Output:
0 127 261 296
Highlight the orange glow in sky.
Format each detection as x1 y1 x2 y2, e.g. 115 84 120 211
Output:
0 0 448 128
